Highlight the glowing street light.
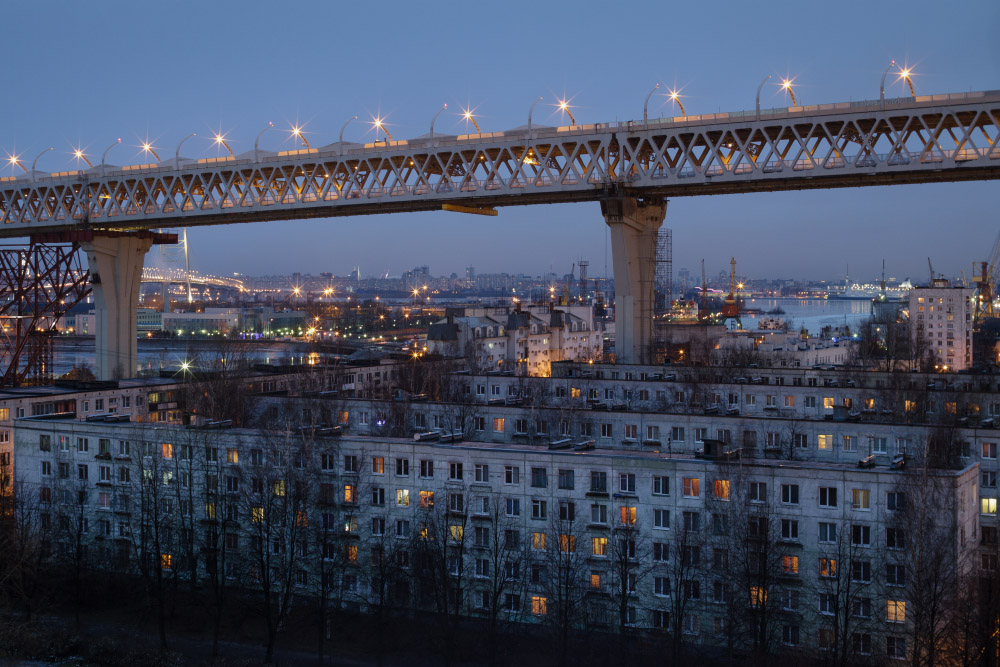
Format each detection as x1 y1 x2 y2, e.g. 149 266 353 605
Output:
527 96 544 135
338 115 358 154
643 83 659 127
780 79 798 106
290 124 311 149
140 139 161 163
372 116 393 142
429 103 448 145
557 99 576 125
755 74 772 120
461 107 481 133
100 138 122 176
211 132 235 158
30 147 53 180
71 146 93 168
175 132 197 167
668 89 686 116
896 66 916 97
254 121 274 161
6 151 27 175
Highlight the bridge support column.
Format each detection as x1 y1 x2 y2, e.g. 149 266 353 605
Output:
601 196 666 365
82 234 154 380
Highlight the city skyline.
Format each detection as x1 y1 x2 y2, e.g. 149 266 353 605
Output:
4 0 998 281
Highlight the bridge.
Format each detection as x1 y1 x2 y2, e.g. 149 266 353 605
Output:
2 89 998 378
141 267 245 291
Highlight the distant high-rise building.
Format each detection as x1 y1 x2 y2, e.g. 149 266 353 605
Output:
909 280 974 370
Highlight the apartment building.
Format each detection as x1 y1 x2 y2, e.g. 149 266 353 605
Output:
10 416 985 663
909 282 975 371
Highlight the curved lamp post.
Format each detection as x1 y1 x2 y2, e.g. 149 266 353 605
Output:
755 75 772 120
141 141 161 164
373 117 392 143
212 132 236 159
100 138 121 176
175 132 197 166
30 147 53 181
338 116 358 154
880 60 896 108
429 103 447 145
668 90 686 116
72 147 93 168
527 96 543 135
291 125 310 149
462 109 481 134
557 99 576 125
254 121 274 161
780 79 798 106
643 83 659 127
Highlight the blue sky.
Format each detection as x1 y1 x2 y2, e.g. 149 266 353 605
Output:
5 0 998 283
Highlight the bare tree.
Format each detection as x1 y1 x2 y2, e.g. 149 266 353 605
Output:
538 512 587 667
606 503 652 662
240 431 315 663
410 481 470 667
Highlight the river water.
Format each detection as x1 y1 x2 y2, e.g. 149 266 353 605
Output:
48 298 882 377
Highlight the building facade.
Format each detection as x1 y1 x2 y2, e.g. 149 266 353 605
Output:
909 283 974 371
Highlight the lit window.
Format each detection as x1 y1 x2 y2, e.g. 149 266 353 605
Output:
819 558 837 578
887 600 906 623
620 506 637 525
251 506 263 523
592 536 608 556
493 418 505 433
713 480 730 500
851 488 870 510
750 586 767 607
397 489 410 506
532 532 547 550
683 478 700 498
161 443 173 459
560 534 575 553
160 554 173 571
226 448 238 464
982 497 998 515
531 595 548 615
782 555 799 574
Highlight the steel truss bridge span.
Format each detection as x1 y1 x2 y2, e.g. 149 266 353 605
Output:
1 90 999 236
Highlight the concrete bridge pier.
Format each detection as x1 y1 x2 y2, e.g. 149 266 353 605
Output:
601 196 667 365
80 232 168 380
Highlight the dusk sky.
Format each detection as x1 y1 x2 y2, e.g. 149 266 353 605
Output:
4 0 998 283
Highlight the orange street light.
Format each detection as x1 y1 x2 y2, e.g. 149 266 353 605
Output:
290 124 311 149
213 132 235 158
372 116 393 142
780 79 798 106
461 107 482 133
668 89 686 116
71 146 93 168
557 99 576 125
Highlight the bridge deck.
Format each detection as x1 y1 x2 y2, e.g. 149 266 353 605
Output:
1 91 998 237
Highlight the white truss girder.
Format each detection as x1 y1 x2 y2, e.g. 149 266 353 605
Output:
1 91 998 236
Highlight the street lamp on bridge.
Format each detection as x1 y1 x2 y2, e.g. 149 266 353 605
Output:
879 61 915 107
643 83 659 127
557 98 576 125
781 78 799 106
290 124 311 149
100 138 122 176
429 103 448 145
71 146 93 168
211 132 235 158
461 107 482 134
668 89 686 116
254 121 274 161
527 96 543 136
338 116 358 154
6 152 27 176
175 132 198 167
30 147 53 181
755 75 772 120
372 116 393 143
